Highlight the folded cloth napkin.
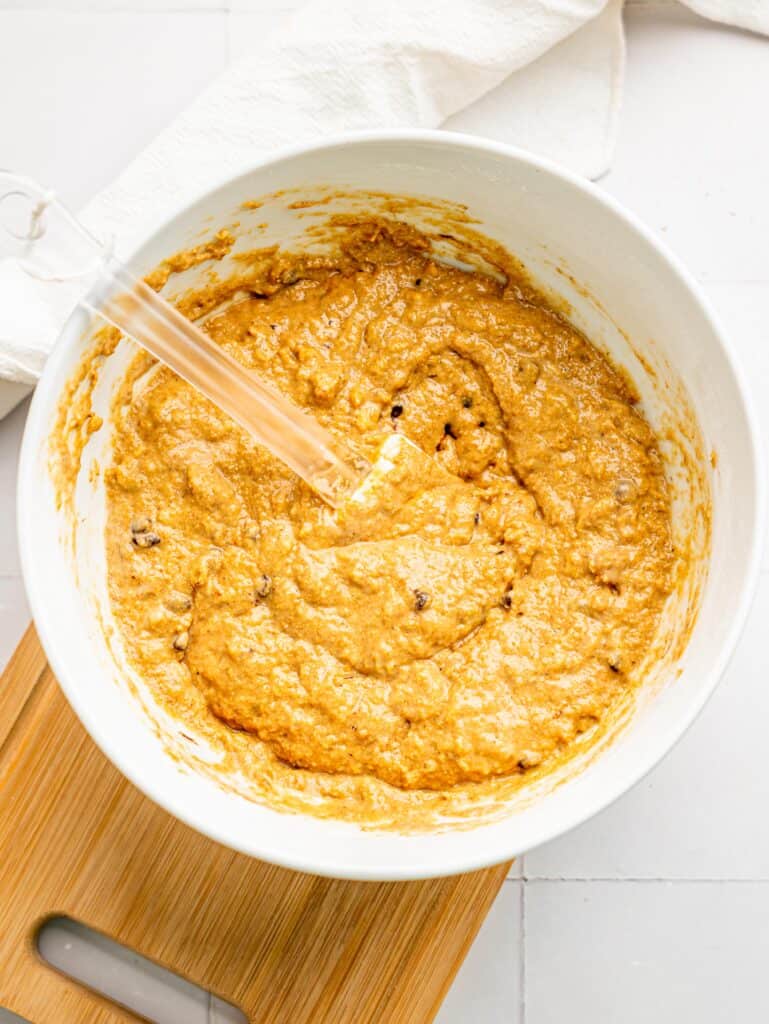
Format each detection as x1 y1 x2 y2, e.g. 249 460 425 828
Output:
1 0 767 417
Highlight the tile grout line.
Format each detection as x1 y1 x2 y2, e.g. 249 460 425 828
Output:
519 877 526 1024
0 5 229 12
521 876 769 883
0 4 298 12
701 279 769 286
224 0 231 65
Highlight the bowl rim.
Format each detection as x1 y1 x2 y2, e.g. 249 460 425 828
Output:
17 128 766 879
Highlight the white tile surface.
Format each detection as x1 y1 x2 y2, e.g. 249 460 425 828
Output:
0 0 222 8
436 881 521 1024
228 0 297 10
0 10 228 210
0 577 29 674
0 398 28 577
227 7 296 59
601 4 769 284
705 282 769 569
507 858 523 878
1 3 769 1023
525 880 769 1023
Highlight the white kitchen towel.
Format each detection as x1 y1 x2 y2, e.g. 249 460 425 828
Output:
1 0 767 417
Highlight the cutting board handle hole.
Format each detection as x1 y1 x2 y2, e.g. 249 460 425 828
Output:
36 916 247 1023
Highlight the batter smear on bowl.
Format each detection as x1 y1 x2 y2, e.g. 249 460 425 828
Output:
105 219 675 821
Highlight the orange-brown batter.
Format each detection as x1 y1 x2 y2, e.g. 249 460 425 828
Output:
104 222 674 820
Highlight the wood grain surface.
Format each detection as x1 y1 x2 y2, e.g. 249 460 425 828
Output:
0 626 511 1023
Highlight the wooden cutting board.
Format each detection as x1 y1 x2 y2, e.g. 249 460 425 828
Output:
0 627 511 1024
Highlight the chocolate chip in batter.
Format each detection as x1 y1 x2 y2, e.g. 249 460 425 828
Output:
443 422 457 439
390 404 404 419
130 515 151 535
132 531 161 548
255 574 273 599
413 589 430 611
462 396 473 408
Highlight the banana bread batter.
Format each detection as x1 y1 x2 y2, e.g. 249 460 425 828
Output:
105 221 674 820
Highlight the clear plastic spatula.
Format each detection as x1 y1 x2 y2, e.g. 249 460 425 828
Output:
1 172 383 506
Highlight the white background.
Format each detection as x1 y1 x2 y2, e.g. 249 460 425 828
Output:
1 1 768 1021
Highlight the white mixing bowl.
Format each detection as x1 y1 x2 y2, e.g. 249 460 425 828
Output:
18 132 764 880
